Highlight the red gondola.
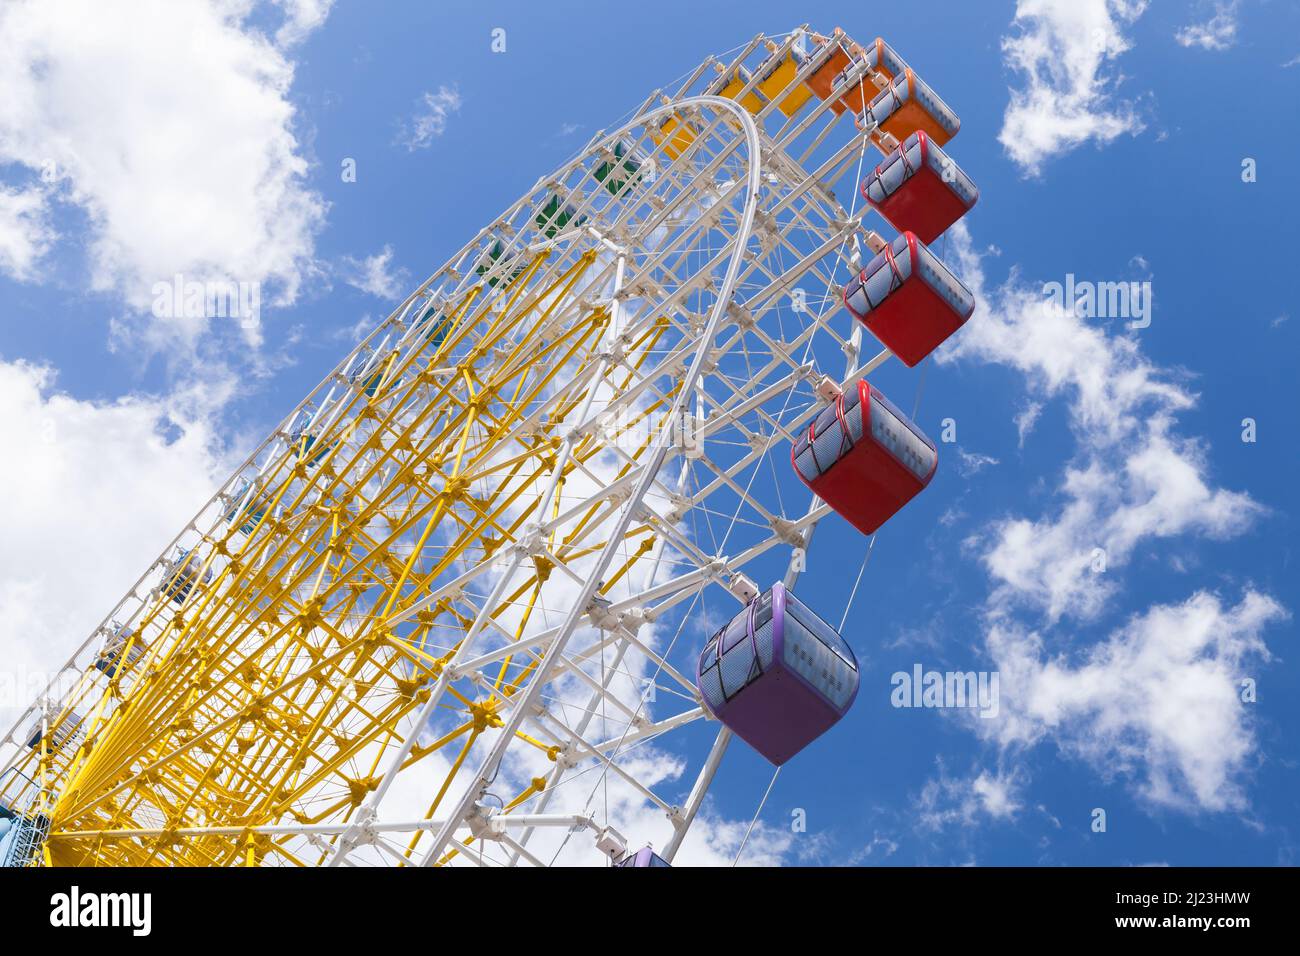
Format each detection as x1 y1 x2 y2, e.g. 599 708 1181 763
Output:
791 379 936 535
862 131 978 244
843 231 975 367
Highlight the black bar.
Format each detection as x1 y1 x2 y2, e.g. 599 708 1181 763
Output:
0 865 1287 941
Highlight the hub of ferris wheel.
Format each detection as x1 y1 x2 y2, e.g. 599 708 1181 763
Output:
0 24 979 868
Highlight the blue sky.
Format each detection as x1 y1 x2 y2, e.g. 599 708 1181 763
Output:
0 0 1297 865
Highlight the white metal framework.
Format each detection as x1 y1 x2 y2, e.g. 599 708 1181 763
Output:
0 25 922 867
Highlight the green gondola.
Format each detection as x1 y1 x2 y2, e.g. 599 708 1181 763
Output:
411 300 455 349
593 141 642 197
475 241 527 289
535 194 588 239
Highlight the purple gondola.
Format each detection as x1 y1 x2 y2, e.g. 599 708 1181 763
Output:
696 582 859 765
615 845 671 867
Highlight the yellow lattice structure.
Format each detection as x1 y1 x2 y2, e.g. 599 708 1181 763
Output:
0 23 969 866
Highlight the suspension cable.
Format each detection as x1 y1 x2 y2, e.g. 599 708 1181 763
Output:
732 764 781 866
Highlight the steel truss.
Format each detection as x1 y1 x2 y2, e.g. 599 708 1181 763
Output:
0 25 916 866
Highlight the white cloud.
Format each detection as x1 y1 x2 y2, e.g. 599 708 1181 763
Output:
330 313 379 344
980 431 1260 621
339 244 407 299
935 221 1283 814
985 590 1285 811
1014 400 1043 446
857 831 900 860
271 0 334 47
999 0 1148 175
956 448 1000 477
0 0 327 320
940 222 1262 622
0 184 54 281
917 761 1024 831
1175 1 1241 51
0 359 233 733
400 86 462 150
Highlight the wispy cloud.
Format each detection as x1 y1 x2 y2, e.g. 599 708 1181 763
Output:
999 0 1149 176
935 220 1284 814
853 831 900 862
399 85 462 150
1014 400 1043 446
338 244 407 299
957 448 1000 477
329 313 379 344
942 221 1262 622
916 760 1025 831
0 184 55 282
985 590 1285 811
1175 1 1241 51
271 0 335 48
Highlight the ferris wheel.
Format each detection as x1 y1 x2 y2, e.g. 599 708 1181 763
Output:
0 24 979 868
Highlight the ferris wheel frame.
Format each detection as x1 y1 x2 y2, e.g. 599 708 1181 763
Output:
0 24 939 868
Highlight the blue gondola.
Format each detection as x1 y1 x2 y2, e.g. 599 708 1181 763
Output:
289 415 336 467
161 549 212 604
93 624 145 678
223 480 270 534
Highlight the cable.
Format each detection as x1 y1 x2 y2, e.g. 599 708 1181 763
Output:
836 361 930 634
838 534 876 633
732 764 781 866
